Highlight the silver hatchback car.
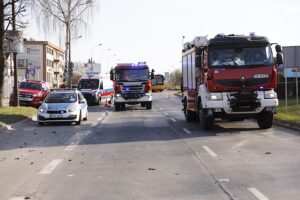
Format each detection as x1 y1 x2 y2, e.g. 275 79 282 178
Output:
37 89 88 125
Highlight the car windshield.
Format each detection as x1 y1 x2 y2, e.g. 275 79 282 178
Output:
208 45 273 68
78 79 99 89
19 82 42 91
115 69 149 82
45 93 77 103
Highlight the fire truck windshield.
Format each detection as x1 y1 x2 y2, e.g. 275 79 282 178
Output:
208 45 273 68
115 69 149 82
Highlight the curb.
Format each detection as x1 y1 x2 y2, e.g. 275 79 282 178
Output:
274 119 300 131
0 115 36 133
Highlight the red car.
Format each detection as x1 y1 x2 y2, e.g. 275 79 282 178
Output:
9 80 51 107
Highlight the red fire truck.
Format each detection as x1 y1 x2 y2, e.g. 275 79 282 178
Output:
182 34 283 129
110 62 154 111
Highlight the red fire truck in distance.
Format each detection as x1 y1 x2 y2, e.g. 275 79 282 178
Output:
110 62 154 111
182 34 283 129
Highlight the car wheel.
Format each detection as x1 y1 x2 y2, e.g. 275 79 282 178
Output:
76 112 81 125
83 111 88 121
38 122 44 126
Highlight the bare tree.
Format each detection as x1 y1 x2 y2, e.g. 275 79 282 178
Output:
0 0 32 106
33 0 95 86
169 68 182 89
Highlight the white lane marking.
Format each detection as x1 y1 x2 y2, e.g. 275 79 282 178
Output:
248 187 269 200
101 113 106 117
64 130 91 151
170 118 176 122
38 159 63 174
183 128 191 134
97 117 103 121
203 146 218 157
164 112 168 116
218 179 230 182
91 122 99 127
9 197 26 200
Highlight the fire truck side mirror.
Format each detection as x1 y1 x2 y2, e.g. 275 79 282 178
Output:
150 69 155 79
276 53 284 65
275 45 282 53
110 70 113 81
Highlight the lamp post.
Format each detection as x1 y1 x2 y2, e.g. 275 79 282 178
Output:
90 43 102 73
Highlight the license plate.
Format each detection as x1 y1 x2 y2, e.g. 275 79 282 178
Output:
128 99 137 102
19 97 32 101
50 114 63 118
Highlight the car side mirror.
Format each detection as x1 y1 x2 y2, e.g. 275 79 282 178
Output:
276 53 284 65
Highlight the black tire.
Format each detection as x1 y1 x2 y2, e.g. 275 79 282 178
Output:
146 102 152 110
83 112 88 121
184 99 194 122
76 112 81 125
257 111 273 129
198 102 214 130
115 103 121 111
38 122 44 126
121 103 126 110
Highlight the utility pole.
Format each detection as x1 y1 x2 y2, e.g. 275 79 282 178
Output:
0 0 5 106
12 0 19 106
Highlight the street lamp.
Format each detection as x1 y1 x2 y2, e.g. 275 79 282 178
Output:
90 43 102 73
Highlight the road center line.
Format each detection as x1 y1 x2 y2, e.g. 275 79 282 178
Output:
164 112 168 116
97 117 103 121
170 118 176 122
64 130 91 151
203 146 218 157
38 159 63 175
183 128 191 134
9 197 26 200
248 187 269 200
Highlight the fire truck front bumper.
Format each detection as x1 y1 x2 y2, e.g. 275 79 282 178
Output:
203 90 278 115
114 93 152 104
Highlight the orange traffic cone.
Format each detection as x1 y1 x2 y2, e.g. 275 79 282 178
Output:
104 99 109 107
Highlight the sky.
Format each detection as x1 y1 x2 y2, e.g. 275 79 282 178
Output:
24 0 300 74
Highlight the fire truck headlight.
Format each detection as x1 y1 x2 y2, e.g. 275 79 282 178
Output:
264 92 277 99
209 93 223 100
116 94 121 97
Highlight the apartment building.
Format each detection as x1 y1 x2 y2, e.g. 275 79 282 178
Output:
16 40 65 88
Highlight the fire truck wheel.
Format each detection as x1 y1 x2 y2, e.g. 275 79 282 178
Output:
121 103 126 110
184 99 194 122
115 103 121 111
146 102 152 110
257 111 273 129
198 103 214 130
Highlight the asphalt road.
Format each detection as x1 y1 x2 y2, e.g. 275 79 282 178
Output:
0 91 299 200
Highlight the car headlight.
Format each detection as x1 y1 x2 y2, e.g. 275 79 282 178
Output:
68 106 78 112
39 107 46 113
264 92 277 99
208 93 223 100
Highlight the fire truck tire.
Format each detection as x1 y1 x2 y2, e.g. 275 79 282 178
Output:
198 103 214 130
115 103 121 111
146 102 152 110
257 111 273 129
184 99 194 122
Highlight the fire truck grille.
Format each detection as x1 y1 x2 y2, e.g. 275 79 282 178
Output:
229 91 261 112
216 78 269 87
121 85 145 99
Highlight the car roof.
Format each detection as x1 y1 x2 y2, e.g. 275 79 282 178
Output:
50 89 79 94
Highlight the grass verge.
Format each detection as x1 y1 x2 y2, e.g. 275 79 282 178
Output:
275 100 300 124
0 106 37 127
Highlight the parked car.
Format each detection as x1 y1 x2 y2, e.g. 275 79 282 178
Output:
9 80 50 107
37 89 88 126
